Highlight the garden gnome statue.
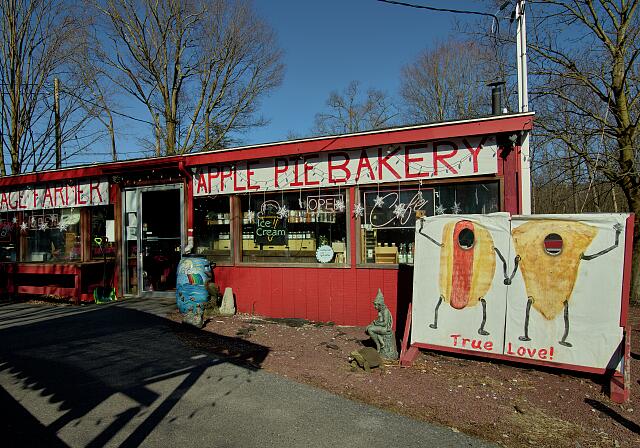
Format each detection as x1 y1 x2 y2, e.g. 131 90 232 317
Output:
366 289 398 360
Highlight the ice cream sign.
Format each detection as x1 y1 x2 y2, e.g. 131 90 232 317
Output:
0 177 109 211
193 136 498 195
411 213 631 373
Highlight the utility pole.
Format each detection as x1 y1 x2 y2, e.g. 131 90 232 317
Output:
0 84 4 176
516 0 532 214
54 78 61 169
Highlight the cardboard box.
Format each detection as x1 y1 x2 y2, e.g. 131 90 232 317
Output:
289 239 317 251
375 246 398 264
242 240 260 251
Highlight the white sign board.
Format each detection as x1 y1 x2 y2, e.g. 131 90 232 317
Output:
411 213 628 373
193 136 498 196
0 177 109 211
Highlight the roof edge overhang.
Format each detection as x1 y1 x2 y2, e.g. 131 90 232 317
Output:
0 112 534 188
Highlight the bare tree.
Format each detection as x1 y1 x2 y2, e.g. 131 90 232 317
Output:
92 0 284 156
400 39 494 123
496 0 640 302
313 81 398 135
0 0 94 175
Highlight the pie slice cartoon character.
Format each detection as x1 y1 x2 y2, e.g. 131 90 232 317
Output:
511 220 622 347
419 219 512 336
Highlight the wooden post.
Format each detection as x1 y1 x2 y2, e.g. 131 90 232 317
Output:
54 78 61 169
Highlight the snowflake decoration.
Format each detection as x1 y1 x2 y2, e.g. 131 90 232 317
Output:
30 217 36 225
451 201 462 214
298 198 307 209
435 204 446 215
374 195 385 207
352 202 365 218
393 202 407 219
276 205 289 219
20 222 28 231
58 221 69 232
38 222 49 231
247 210 255 223
334 198 345 212
12 216 17 224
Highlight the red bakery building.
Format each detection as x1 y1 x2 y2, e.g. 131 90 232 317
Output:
0 112 534 327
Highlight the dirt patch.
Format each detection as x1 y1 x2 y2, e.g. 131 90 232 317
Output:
171 308 640 447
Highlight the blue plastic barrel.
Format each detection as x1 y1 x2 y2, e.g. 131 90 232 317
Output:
176 256 211 314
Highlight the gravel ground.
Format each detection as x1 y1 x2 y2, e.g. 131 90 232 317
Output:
169 307 640 448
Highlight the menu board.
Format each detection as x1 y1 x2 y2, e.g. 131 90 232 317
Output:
254 214 287 245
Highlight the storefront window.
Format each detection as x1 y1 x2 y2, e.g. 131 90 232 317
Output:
24 208 81 262
0 213 19 262
240 190 348 264
193 196 232 263
360 181 499 265
91 205 116 259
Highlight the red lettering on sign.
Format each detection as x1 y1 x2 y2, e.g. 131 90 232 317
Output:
356 150 375 181
18 191 28 209
76 184 87 205
54 186 66 206
404 146 428 179
274 158 288 188
304 154 319 186
1 192 9 210
208 167 220 193
289 157 303 187
328 152 351 183
196 174 208 194
220 166 233 192
44 187 56 207
90 180 104 204
233 167 246 192
377 147 401 180
463 137 487 173
433 141 458 176
450 334 494 351
246 161 260 191
506 343 555 360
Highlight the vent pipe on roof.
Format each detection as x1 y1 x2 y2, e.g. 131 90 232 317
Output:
487 80 506 115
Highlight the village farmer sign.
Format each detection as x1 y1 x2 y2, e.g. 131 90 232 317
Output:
193 136 498 196
0 177 109 212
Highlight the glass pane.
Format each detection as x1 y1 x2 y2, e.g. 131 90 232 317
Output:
240 190 348 264
0 213 19 261
124 190 139 295
24 209 81 262
360 181 500 265
91 205 116 260
141 189 182 292
193 196 232 263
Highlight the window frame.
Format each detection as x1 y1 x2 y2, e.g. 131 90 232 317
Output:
355 176 504 267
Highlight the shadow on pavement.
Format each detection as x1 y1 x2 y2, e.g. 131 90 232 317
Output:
0 301 269 447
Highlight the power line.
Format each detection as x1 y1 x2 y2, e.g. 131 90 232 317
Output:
56 87 155 126
375 0 500 22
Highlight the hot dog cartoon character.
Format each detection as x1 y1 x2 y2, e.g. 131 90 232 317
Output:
511 220 622 347
419 218 513 336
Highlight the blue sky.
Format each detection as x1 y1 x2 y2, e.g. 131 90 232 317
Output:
246 0 490 145
75 0 505 164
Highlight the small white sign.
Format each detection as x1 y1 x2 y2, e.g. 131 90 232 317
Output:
315 245 334 263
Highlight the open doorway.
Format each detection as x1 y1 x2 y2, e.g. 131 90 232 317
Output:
123 185 184 296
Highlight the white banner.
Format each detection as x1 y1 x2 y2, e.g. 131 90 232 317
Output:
411 213 629 372
193 136 498 196
0 177 109 212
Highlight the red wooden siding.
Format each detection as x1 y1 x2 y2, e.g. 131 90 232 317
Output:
214 265 405 328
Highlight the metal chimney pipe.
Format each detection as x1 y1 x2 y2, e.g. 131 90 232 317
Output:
487 81 506 115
